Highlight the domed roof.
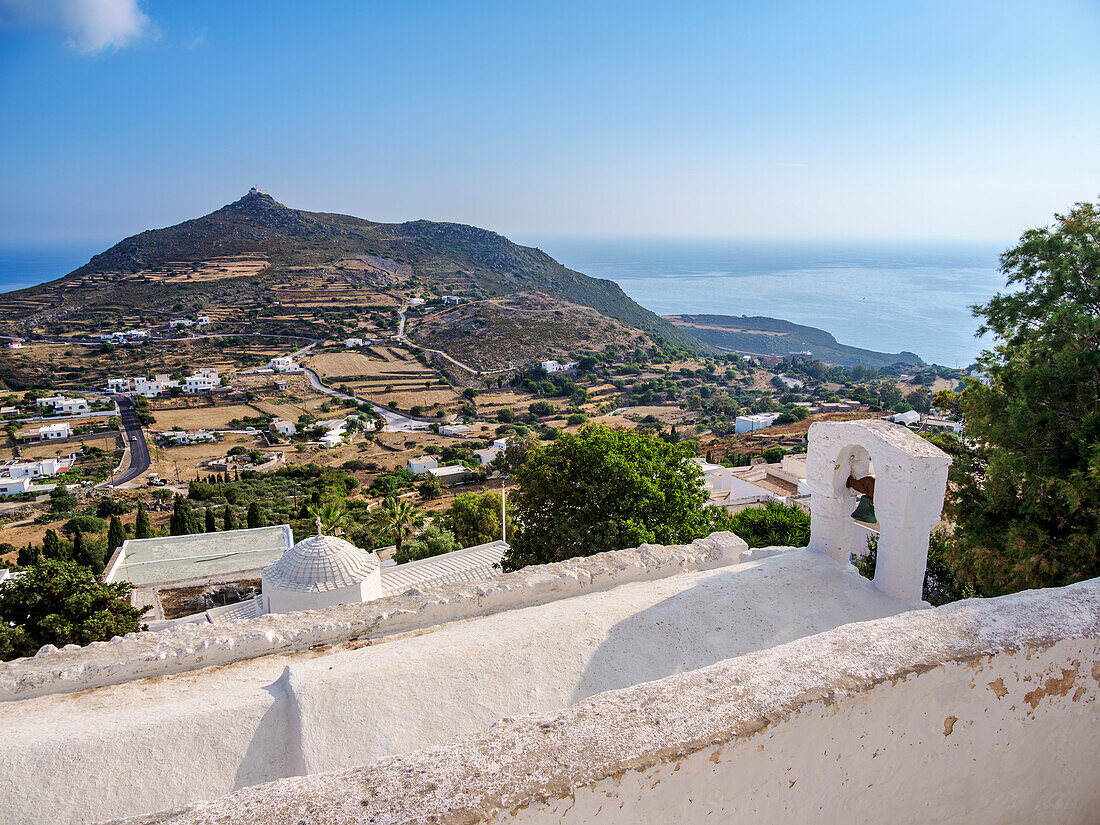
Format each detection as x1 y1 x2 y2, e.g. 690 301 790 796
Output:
262 534 379 593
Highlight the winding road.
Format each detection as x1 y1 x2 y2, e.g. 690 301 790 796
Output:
301 367 431 432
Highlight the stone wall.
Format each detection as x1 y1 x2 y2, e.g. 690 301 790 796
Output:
118 576 1100 825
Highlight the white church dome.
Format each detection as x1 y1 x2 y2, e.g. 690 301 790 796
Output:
262 534 379 593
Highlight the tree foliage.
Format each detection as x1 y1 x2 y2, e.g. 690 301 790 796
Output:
0 559 148 660
502 425 712 571
393 524 458 564
438 492 510 548
369 497 426 554
722 501 809 549
134 502 153 539
949 201 1100 595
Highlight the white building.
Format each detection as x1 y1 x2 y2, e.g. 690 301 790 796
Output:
269 418 296 437
108 375 179 398
540 359 578 374
0 478 30 496
268 356 300 373
183 368 221 394
734 412 782 434
428 464 469 486
407 297 426 306
888 410 921 426
441 295 461 306
38 422 71 441
169 319 194 328
407 456 438 474
7 340 23 349
36 396 89 415
196 316 210 325
475 447 502 465
3 457 73 479
775 374 805 389
923 417 963 433
440 424 472 437
344 338 365 348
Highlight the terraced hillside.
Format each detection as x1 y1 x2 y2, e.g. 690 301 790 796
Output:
0 189 703 354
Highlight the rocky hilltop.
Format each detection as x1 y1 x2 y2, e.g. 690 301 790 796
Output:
3 189 700 353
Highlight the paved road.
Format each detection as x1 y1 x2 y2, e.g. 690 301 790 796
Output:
109 394 151 485
396 305 514 375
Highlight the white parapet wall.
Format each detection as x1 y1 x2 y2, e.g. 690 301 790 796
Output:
0 532 747 702
117 576 1100 825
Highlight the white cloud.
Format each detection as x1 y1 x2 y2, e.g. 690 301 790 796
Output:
0 0 155 54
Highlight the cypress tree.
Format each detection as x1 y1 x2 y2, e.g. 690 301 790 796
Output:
72 530 90 569
134 501 153 539
247 502 263 529
205 508 216 533
42 529 64 561
223 506 236 531
107 516 126 555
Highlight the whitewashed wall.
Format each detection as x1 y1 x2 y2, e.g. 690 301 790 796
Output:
118 576 1100 825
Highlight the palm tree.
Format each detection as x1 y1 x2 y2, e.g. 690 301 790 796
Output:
309 501 351 536
369 497 426 555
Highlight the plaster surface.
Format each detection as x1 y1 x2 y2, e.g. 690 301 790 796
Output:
0 546 913 825
118 576 1100 825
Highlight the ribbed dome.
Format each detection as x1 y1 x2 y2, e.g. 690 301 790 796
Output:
262 535 379 593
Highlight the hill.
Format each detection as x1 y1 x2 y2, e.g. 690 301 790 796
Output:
0 189 702 354
665 314 924 368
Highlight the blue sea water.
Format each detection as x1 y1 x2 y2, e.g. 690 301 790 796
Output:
0 238 1006 367
524 237 1007 368
0 242 106 295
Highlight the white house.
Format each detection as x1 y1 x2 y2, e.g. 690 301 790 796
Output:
196 316 210 325
540 359 578 374
36 395 89 415
441 295 461 306
475 447 501 465
440 424 473 437
269 418 296 437
38 422 71 441
888 410 921 426
0 478 30 496
344 338 365 348
268 356 300 373
407 297 426 306
427 464 469 486
407 456 438 474
734 412 782 434
183 368 221 394
3 457 72 479
492 437 510 451
6 340 23 349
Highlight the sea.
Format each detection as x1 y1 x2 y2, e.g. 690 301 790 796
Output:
525 238 1006 368
0 238 1006 368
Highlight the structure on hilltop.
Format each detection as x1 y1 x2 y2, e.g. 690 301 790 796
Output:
0 421 1097 825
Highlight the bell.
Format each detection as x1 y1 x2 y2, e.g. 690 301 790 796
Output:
851 495 877 524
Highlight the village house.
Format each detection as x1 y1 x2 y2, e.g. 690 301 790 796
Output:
407 297 426 306
1 456 74 480
6 340 24 349
475 447 501 465
428 464 469 486
344 338 365 348
0 477 31 496
267 356 300 373
106 375 180 398
35 395 89 416
169 319 194 328
196 316 210 325
183 368 221 394
441 295 461 306
888 409 921 426
540 359 578 374
439 423 472 437
734 411 781 434
159 430 214 446
923 416 963 433
30 422 71 442
407 456 438 474
269 418 296 437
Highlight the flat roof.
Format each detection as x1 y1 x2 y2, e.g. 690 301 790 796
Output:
112 525 293 588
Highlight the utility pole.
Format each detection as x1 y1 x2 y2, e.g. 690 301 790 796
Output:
501 479 507 545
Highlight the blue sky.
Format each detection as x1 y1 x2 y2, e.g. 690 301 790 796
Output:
1 0 1098 244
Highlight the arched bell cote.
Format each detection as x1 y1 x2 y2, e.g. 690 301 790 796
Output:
806 419 951 603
